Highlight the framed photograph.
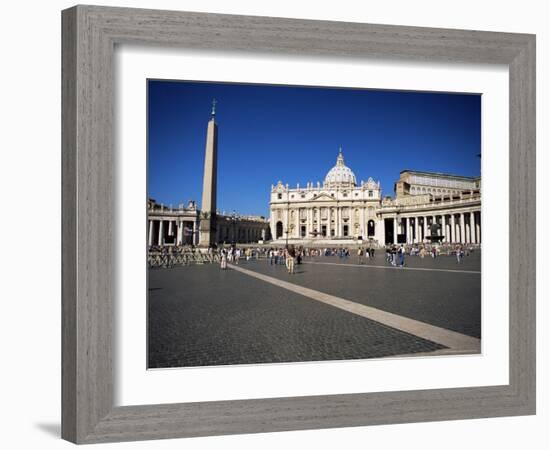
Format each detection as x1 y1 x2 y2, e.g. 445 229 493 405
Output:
62 5 535 444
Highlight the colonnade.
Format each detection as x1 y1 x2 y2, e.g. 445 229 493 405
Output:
391 210 481 245
148 218 268 246
148 219 198 246
215 223 266 244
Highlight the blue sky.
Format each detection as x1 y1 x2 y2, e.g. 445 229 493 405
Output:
148 80 481 217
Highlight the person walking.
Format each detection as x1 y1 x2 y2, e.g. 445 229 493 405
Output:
399 245 405 267
287 246 296 274
456 244 463 263
220 248 228 270
357 247 364 265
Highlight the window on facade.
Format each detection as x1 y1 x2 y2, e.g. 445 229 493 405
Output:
277 193 282 199
368 190 373 197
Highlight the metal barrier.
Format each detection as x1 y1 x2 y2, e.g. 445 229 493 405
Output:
148 250 221 268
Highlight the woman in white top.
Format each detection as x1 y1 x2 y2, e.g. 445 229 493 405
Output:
220 249 228 270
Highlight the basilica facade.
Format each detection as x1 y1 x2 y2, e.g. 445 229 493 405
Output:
269 150 481 246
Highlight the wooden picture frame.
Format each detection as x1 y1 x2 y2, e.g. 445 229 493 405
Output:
61 5 536 444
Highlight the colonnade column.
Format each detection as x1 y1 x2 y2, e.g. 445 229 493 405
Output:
192 221 198 245
424 216 429 240
460 213 465 244
176 221 183 245
469 212 476 244
442 215 447 243
450 214 456 243
158 220 164 246
476 211 481 244
148 220 154 246
405 217 410 244
393 216 398 244
168 221 173 240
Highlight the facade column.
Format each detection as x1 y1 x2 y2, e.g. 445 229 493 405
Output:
469 212 475 244
393 216 398 244
442 215 447 243
459 213 465 244
327 207 332 238
168 220 173 238
148 220 154 246
336 208 341 237
415 217 420 244
360 207 365 238
405 217 410 244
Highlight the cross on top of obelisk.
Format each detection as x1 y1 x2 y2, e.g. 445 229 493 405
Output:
211 98 217 118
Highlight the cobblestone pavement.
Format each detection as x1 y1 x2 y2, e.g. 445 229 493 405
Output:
148 263 446 368
247 252 481 338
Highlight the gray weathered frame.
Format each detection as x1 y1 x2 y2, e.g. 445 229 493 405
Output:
62 5 536 444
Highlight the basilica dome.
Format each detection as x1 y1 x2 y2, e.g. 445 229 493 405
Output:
324 150 357 187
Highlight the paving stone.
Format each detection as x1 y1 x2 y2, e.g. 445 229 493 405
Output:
146 258 465 368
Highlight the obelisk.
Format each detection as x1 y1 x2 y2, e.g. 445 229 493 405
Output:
198 99 218 247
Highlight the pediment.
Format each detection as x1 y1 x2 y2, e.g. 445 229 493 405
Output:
312 193 334 201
